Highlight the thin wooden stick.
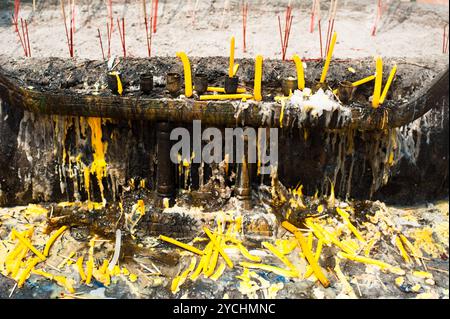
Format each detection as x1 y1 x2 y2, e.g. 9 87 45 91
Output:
278 16 284 60
242 1 248 53
284 15 294 61
371 0 382 36
445 30 449 53
318 19 323 59
12 1 29 56
278 5 294 61
12 15 27 56
443 25 449 54
13 0 20 24
60 0 70 47
25 19 31 57
310 0 317 33
325 0 338 55
149 15 153 56
60 0 73 57
326 18 335 55
20 18 28 57
152 0 159 33
98 28 105 60
117 17 126 58
69 0 75 57
106 22 112 58
443 26 447 54
143 0 152 57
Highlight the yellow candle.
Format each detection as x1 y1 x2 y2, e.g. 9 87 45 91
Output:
205 239 220 277
203 227 233 268
338 252 392 269
43 226 68 257
304 239 323 278
400 234 422 264
17 257 40 288
206 86 246 93
237 243 261 262
379 64 397 104
176 52 193 98
11 229 46 261
199 94 253 101
282 221 330 287
364 235 379 257
320 32 337 83
412 270 433 279
232 64 240 77
352 74 376 87
159 235 204 255
372 56 383 108
292 54 305 90
262 241 297 271
210 262 226 281
76 256 86 281
254 55 263 101
229 36 235 78
336 208 366 243
395 235 411 263
85 241 94 285
191 242 213 280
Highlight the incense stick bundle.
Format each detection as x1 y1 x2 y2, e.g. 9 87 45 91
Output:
143 0 153 57
12 1 29 57
278 5 294 61
325 0 338 56
60 0 75 57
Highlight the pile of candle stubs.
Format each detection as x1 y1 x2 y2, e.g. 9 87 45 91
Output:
0 187 448 298
158 193 448 299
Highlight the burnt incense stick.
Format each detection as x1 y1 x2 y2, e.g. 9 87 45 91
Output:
117 18 126 58
25 19 31 57
98 28 105 60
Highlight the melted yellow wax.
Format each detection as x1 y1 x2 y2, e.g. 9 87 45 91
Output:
86 118 108 205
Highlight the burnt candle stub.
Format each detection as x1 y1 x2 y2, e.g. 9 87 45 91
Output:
281 77 298 96
224 76 239 94
194 73 208 95
107 72 123 95
166 72 181 97
140 73 154 94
